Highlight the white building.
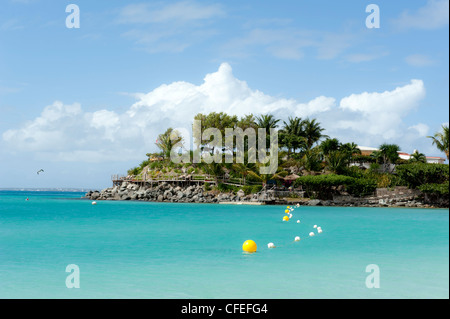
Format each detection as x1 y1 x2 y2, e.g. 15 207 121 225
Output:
355 146 446 165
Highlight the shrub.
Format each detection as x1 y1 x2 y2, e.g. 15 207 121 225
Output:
294 174 354 199
418 181 449 196
396 163 449 188
343 166 365 179
251 185 263 193
293 174 377 199
346 178 377 197
139 159 150 169
242 185 253 195
127 166 141 176
204 182 211 192
149 161 159 170
216 183 239 193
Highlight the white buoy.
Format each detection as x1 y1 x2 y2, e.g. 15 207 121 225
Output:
294 236 301 242
313 225 317 228
309 232 315 237
92 201 97 205
289 213 293 219
267 242 275 248
318 229 323 233
296 220 301 223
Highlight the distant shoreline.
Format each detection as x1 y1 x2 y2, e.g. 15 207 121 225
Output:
0 188 96 192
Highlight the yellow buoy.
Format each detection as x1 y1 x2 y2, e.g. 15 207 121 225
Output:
283 216 290 221
285 209 290 214
242 240 257 253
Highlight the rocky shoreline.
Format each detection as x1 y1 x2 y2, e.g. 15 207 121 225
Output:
85 181 275 204
84 182 448 208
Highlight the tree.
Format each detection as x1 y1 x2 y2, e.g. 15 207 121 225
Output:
340 142 361 157
340 142 361 167
325 150 348 174
255 114 280 149
378 143 400 172
302 118 328 150
427 125 449 160
194 112 238 154
254 114 280 132
409 150 427 163
279 116 306 156
155 128 183 159
246 166 284 186
320 138 340 157
301 147 323 172
200 161 225 185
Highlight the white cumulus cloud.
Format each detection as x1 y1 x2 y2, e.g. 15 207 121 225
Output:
2 63 429 162
335 79 426 140
2 63 334 162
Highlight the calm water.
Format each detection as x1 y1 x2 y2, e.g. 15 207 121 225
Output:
0 191 448 299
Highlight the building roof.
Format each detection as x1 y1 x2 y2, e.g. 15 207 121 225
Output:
357 146 379 151
357 146 446 162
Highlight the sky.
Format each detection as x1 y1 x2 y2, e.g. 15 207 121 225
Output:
0 0 448 189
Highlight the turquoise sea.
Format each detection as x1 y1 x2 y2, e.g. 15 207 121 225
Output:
0 191 448 299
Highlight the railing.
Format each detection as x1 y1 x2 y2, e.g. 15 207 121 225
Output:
111 173 264 187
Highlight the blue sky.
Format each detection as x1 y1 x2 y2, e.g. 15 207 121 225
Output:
0 0 448 189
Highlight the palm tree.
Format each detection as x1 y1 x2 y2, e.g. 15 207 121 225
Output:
427 125 449 160
302 118 328 150
232 159 258 185
301 147 323 172
255 114 280 132
320 138 340 157
155 128 183 159
325 150 348 174
255 114 280 149
279 117 306 155
340 142 361 167
409 150 427 163
340 142 361 157
246 166 285 187
201 161 224 185
378 143 400 172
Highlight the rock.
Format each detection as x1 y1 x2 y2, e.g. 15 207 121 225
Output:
91 191 100 200
308 199 322 206
163 190 173 200
236 190 245 198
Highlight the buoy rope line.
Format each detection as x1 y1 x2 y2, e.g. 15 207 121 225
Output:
244 204 324 252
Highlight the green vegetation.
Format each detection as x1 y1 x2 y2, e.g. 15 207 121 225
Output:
427 125 449 160
418 181 449 196
396 163 448 188
126 112 448 199
293 174 377 199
